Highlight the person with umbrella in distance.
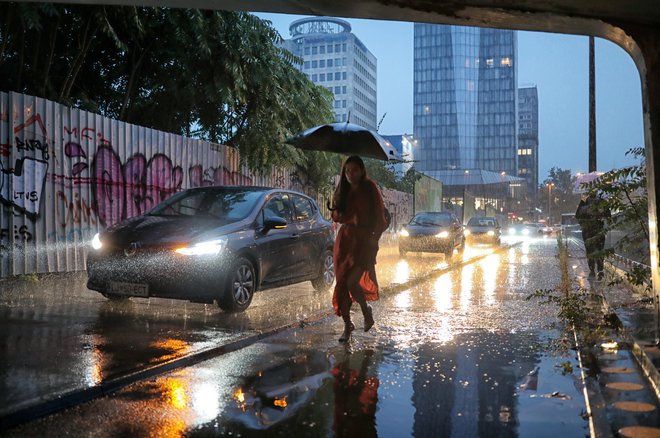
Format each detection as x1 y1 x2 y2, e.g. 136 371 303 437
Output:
330 155 388 342
575 191 611 279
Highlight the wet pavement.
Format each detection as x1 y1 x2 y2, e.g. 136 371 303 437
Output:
0 235 658 436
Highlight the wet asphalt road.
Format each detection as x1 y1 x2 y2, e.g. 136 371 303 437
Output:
0 235 592 437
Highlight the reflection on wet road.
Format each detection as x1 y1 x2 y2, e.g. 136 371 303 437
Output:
5 237 590 437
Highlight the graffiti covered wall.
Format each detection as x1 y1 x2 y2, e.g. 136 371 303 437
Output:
0 92 305 277
381 186 412 232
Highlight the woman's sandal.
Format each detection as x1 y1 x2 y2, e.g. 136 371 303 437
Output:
364 305 374 332
339 322 355 342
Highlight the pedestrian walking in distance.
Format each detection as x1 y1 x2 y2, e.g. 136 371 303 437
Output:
575 192 610 279
330 156 388 342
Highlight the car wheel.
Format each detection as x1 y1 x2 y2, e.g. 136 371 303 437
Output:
218 257 255 312
399 247 407 257
311 249 335 292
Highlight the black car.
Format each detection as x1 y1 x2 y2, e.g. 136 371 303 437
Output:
86 186 335 312
464 216 502 245
398 211 465 258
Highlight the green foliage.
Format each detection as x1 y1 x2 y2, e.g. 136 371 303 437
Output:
542 167 581 220
583 148 649 273
0 5 334 175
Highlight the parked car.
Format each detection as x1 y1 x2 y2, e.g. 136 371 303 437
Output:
464 216 501 245
86 186 335 312
398 211 465 258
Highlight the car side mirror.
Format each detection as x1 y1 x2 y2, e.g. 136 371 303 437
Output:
262 216 287 233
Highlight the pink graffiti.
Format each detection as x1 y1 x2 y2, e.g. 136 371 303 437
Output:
92 146 184 226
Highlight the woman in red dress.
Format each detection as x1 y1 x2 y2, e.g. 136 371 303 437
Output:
330 156 388 342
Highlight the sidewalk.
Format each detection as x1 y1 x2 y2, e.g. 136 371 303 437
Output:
566 237 660 437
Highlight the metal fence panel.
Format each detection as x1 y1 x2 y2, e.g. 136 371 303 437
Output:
0 92 299 277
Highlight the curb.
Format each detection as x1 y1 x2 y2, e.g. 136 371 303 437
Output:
602 262 660 400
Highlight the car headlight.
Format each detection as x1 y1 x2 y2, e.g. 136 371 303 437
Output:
487 230 495 236
91 233 103 250
522 229 530 235
175 239 225 256
435 231 449 238
464 229 471 236
399 229 409 237
508 228 515 234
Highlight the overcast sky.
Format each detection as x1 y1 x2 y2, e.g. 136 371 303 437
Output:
255 12 645 180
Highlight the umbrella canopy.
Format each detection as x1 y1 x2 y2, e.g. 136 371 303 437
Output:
574 171 604 193
286 122 402 161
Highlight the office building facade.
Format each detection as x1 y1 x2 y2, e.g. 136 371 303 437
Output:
282 17 378 130
413 24 518 176
517 86 539 200
383 134 416 176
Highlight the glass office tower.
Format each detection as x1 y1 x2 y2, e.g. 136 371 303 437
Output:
413 24 518 175
518 85 539 200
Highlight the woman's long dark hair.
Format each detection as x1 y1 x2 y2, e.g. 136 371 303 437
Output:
331 155 368 213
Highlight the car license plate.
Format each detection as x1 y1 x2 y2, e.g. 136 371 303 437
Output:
110 281 149 297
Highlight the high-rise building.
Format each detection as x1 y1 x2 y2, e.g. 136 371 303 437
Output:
282 17 378 130
517 85 539 200
413 25 518 176
383 134 417 176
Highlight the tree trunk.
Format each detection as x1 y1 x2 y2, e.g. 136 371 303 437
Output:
41 15 60 98
59 13 95 102
119 47 146 121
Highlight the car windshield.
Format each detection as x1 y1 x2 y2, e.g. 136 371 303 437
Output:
410 213 452 226
468 217 496 227
149 188 265 221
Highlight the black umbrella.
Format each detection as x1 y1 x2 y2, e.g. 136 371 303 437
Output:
286 122 402 161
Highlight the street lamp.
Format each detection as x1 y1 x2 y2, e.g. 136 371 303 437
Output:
547 183 554 223
463 170 469 223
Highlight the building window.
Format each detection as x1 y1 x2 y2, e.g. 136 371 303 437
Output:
312 46 318 55
312 74 318 81
328 44 334 53
320 60 326 68
334 86 341 94
342 86 347 94
320 45 326 54
342 72 347 80
501 57 512 67
312 60 318 68
486 58 494 68
304 47 310 55
342 43 347 52
320 73 325 81
304 61 310 69
327 59 333 67
335 72 341 80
